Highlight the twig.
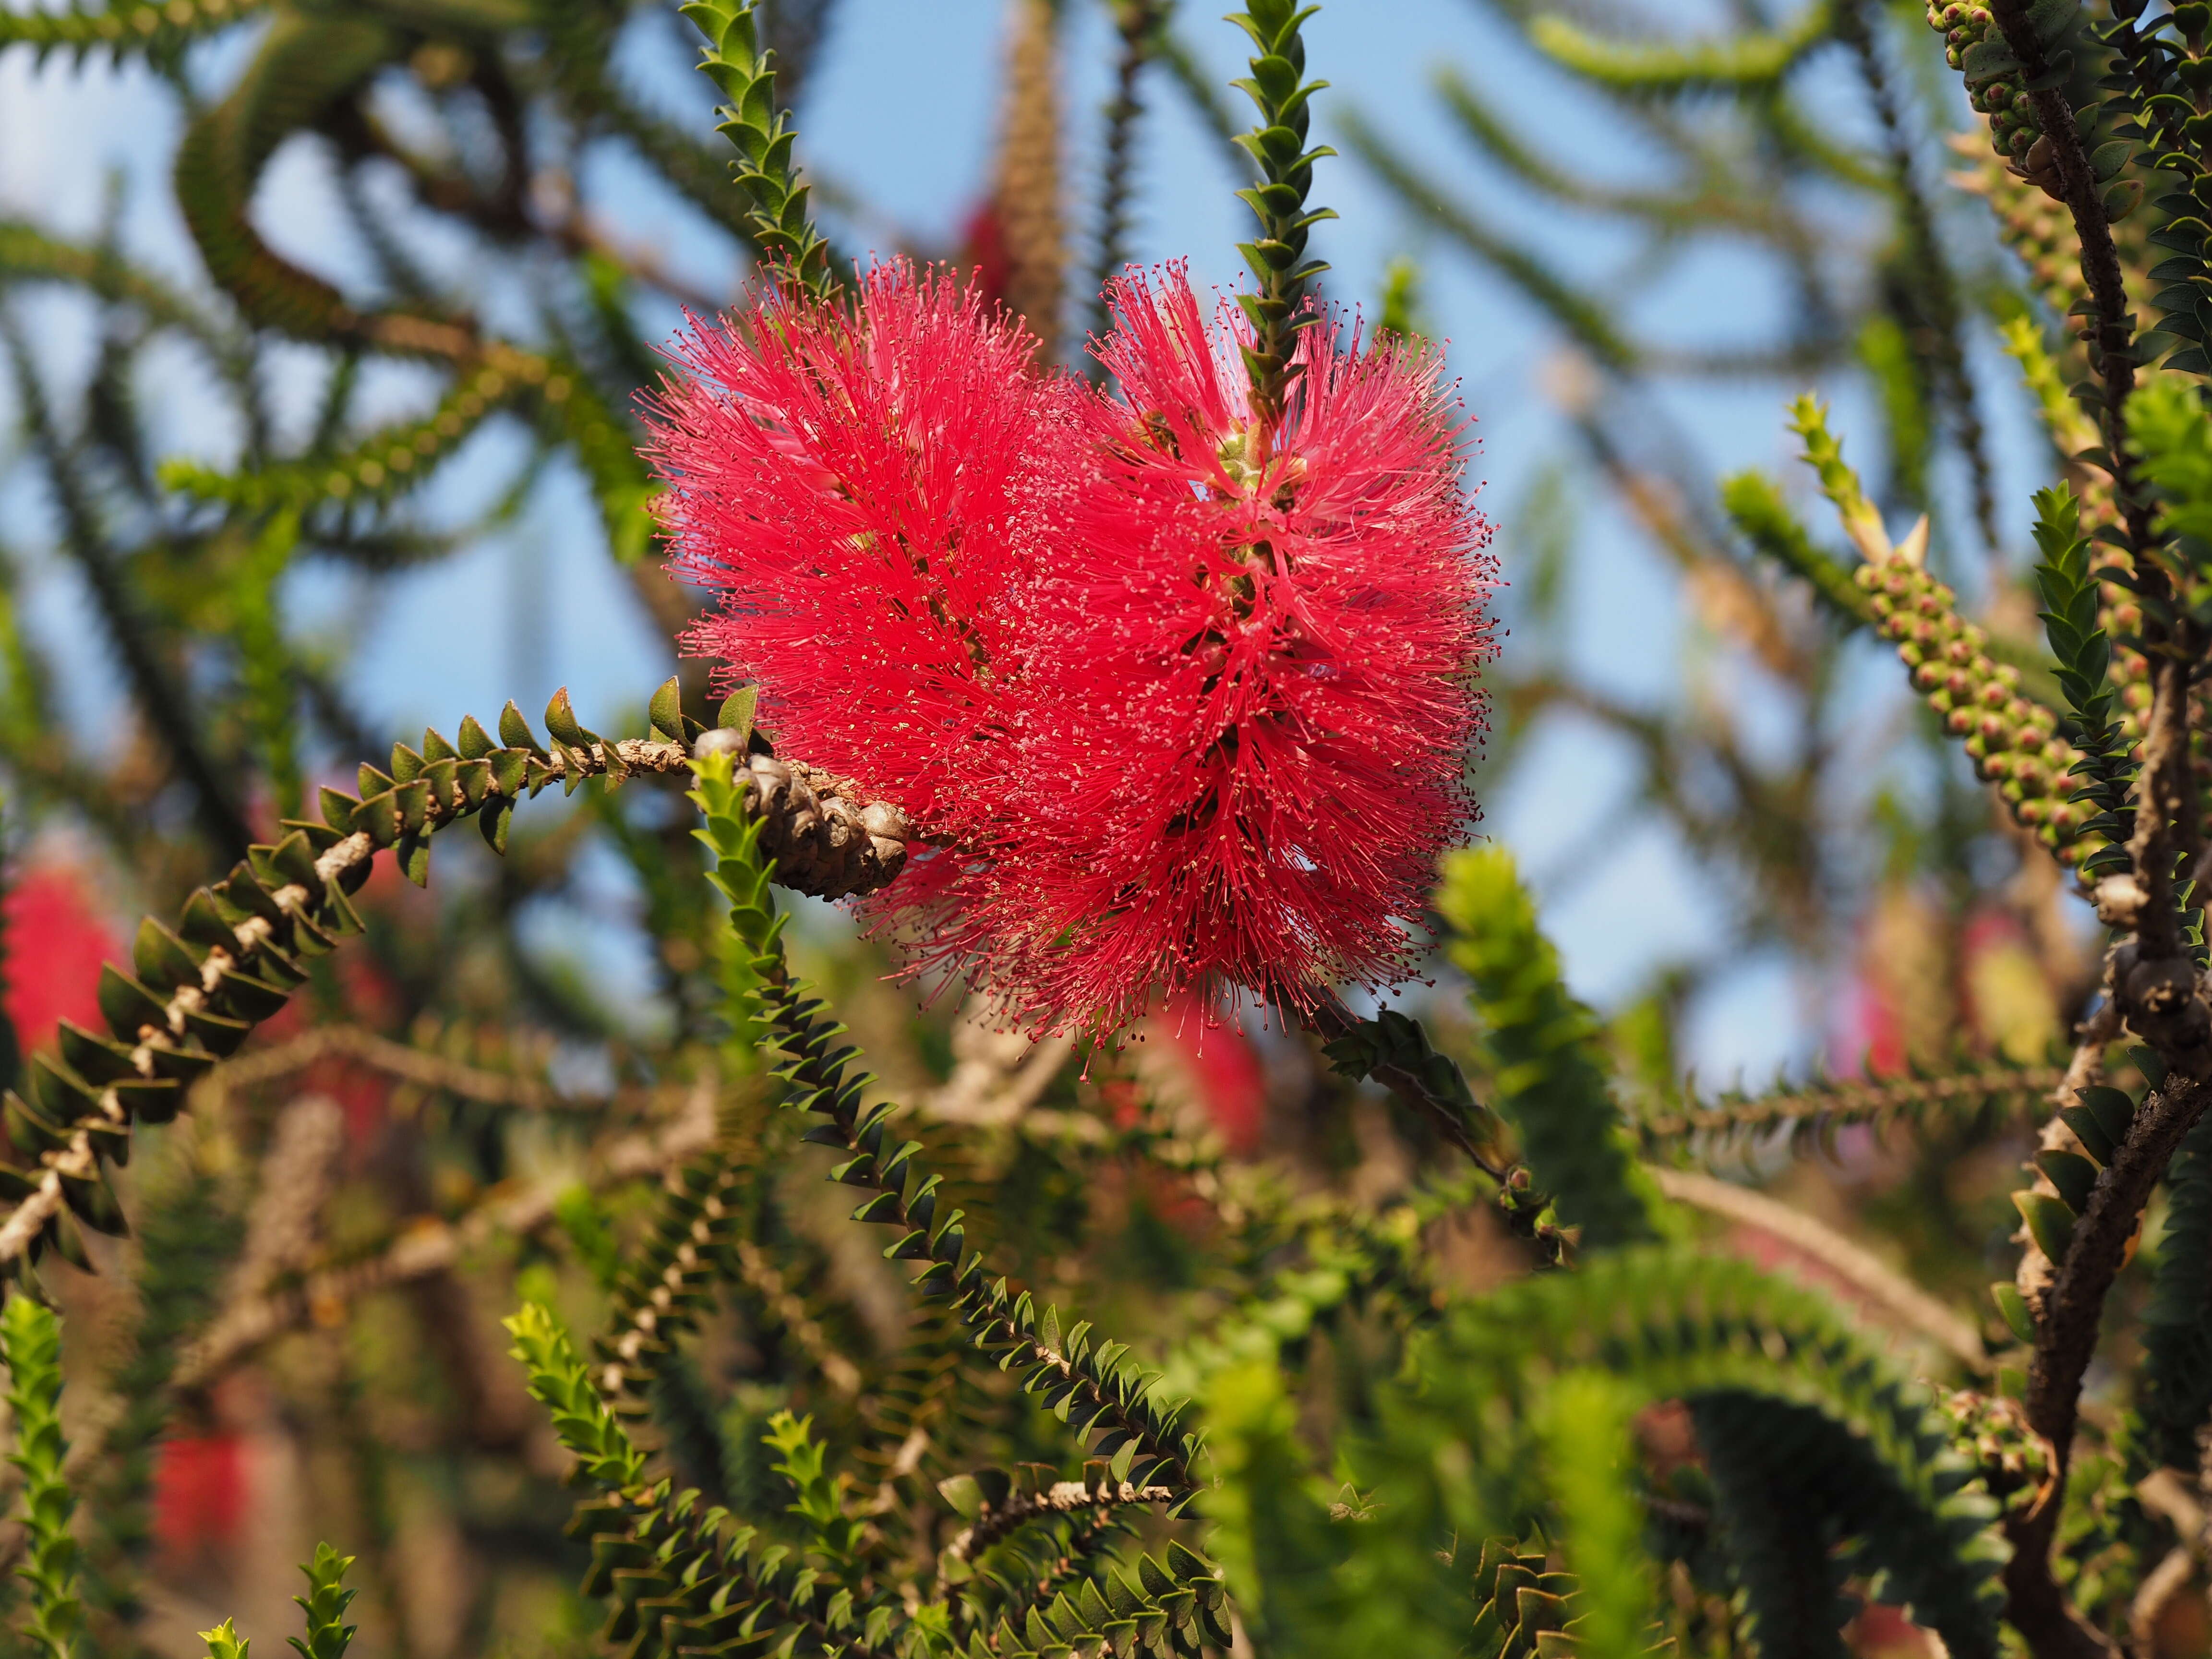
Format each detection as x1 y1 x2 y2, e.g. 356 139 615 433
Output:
2138 1464 2207 1543
1636 1061 2063 1147
193 1024 605 1118
0 1094 721 1584
1650 1166 1989 1372
170 1099 717 1393
1305 993 1505 1181
1988 0 2156 561
2128 1466 2206 1646
2007 1076 2212 1659
917 999 1073 1128
0 734 905 1273
944 1476 1176 1563
2128 1548 2194 1651
227 1095 344 1299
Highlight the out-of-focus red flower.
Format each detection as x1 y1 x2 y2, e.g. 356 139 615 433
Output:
4 863 120 1057
958 201 1013 313
1149 995 1266 1153
151 1432 246 1562
968 266 1495 1032
649 260 1083 843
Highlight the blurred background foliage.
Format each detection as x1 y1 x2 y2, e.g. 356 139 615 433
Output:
0 0 2194 1654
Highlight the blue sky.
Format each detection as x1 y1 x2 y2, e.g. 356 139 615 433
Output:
0 0 2037 1081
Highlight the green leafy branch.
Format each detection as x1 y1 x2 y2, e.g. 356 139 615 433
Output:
1434 846 1667 1252
192 1544 355 1659
762 1412 866 1565
1229 0 1336 422
957 1540 1230 1659
1788 399 2096 865
1207 1248 2007 1659
2093 1 2212 380
1633 1057 2065 1159
287 1544 357 1659
2032 485 2136 879
1316 1004 1508 1176
506 1304 876 1659
2132 1108 2212 1476
679 0 834 296
0 0 267 66
0 682 905 1281
1719 468 1872 626
1525 5 1835 96
1160 1165 1488 1401
693 753 1205 1505
3 1298 78 1659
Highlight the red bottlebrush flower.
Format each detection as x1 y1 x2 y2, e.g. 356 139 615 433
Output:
954 266 1496 1033
653 258 1491 1040
648 261 1083 841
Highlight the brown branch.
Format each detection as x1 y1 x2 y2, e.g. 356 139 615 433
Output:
918 999 1075 1127
171 1098 718 1393
0 734 908 1274
944 1475 1175 1563
2128 1547 2194 1650
2005 1075 2212 1659
1990 0 2156 560
193 1023 602 1117
0 1096 722 1584
1636 1061 2062 1147
2127 1466 2204 1647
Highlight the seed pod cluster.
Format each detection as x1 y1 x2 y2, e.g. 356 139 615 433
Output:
692 733 911 899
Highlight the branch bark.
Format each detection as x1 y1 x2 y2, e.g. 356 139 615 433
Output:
1990 0 2156 560
2005 1076 2212 1659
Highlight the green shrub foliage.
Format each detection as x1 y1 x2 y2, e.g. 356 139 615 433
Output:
3 0 2212 1657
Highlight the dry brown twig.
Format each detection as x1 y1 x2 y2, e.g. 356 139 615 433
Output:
193 1024 599 1118
1650 1166 1989 1372
919 1000 1074 1128
944 1474 1177 1563
0 735 908 1276
171 1085 720 1393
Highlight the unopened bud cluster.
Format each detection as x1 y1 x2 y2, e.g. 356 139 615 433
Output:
1853 559 2097 858
1929 2 2044 176
1496 1166 1567 1269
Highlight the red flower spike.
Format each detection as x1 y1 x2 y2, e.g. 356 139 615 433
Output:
959 266 1497 1034
654 259 1494 1040
647 260 1084 840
